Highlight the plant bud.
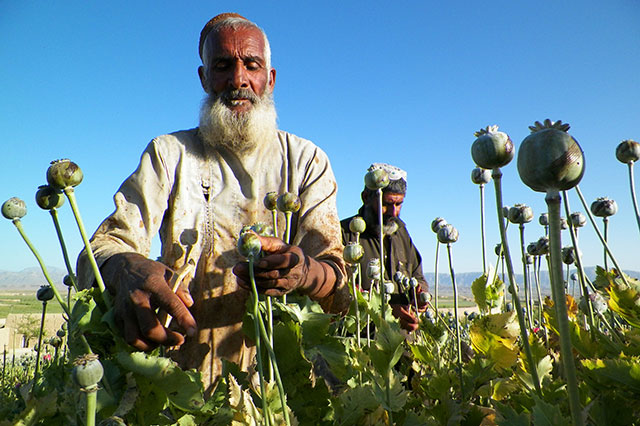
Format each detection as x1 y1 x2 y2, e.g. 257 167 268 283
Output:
364 168 390 190
569 211 586 228
56 328 66 338
570 272 579 281
517 120 584 192
49 336 62 348
615 139 640 164
263 192 278 211
393 271 405 284
383 282 395 294
527 242 538 256
409 277 418 289
561 246 577 265
349 216 366 234
539 213 549 226
471 125 514 169
36 285 54 302
47 159 83 190
495 243 502 256
536 236 550 255
237 232 262 259
525 254 533 265
1 197 27 220
343 242 364 264
366 258 381 280
590 197 618 217
471 167 491 185
502 206 510 218
508 203 534 224
73 354 104 390
35 185 65 210
419 292 431 304
276 192 301 213
246 222 273 237
437 223 459 244
63 275 74 287
431 217 447 233
506 302 513 312
560 217 568 230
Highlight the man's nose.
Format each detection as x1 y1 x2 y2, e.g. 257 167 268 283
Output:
230 63 249 89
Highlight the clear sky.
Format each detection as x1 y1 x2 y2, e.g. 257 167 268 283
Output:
1 1 639 277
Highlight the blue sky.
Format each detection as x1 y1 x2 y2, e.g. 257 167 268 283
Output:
1 1 639 277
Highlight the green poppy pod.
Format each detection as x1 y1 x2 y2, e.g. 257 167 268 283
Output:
35 185 65 210
47 159 83 190
560 217 568 230
525 254 534 265
1 197 27 220
276 192 301 213
508 204 534 224
437 223 459 244
517 120 585 193
237 232 262 259
56 328 66 338
590 197 618 217
471 125 514 169
471 167 491 185
263 192 278 211
349 216 366 234
615 139 640 164
49 336 62 348
561 246 577 265
63 275 74 287
536 236 550 255
431 217 447 233
249 222 273 237
366 258 381 280
527 242 539 256
73 354 104 390
539 213 549 226
343 242 364 264
569 211 586 228
364 168 390 190
494 243 502 256
36 285 54 302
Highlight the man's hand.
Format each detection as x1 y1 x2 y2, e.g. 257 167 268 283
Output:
233 235 336 299
391 304 420 332
101 252 197 351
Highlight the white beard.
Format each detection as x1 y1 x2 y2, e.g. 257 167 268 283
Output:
363 205 400 236
198 90 278 155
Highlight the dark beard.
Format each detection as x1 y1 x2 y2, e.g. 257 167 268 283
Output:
363 205 400 236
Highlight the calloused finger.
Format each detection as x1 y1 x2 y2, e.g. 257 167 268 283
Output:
256 252 300 270
148 277 197 336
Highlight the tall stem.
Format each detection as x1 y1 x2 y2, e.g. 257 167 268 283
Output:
33 301 47 387
434 239 440 313
562 191 595 330
574 186 630 287
491 168 542 397
480 184 487 274
446 243 464 397
49 208 78 291
351 267 361 348
546 190 583 426
12 220 70 317
377 189 386 319
519 225 533 328
603 218 609 271
85 389 97 426
64 188 111 308
249 258 271 426
627 162 640 235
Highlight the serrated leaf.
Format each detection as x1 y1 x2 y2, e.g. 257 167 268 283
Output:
495 402 530 426
371 370 408 412
334 384 378 425
472 274 489 312
469 312 519 371
369 320 405 373
531 396 567 426
581 357 640 393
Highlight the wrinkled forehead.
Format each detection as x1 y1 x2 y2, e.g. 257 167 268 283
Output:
201 25 266 67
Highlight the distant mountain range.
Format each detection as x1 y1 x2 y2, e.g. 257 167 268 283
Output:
0 266 67 291
1 265 637 298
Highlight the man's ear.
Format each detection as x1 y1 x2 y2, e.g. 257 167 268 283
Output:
198 66 208 92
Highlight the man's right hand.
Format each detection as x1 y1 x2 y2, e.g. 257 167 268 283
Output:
100 252 197 351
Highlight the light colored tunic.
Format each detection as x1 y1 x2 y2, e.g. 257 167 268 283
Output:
77 128 349 391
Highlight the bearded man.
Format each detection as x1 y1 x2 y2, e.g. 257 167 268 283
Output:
77 13 349 392
341 163 428 331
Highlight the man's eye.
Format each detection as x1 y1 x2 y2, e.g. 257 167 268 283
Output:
214 62 229 70
246 61 261 70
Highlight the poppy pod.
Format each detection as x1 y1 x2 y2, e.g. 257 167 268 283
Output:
349 216 366 234
36 285 54 302
569 211 586 228
471 125 514 169
276 192 301 213
431 217 447 233
517 120 584 193
437 223 459 244
47 159 83 190
1 197 27 220
263 192 278 211
35 185 65 210
471 167 491 185
366 258 381 280
508 204 534 225
590 197 618 217
615 139 640 164
343 242 364 264
237 232 262 259
364 168 389 190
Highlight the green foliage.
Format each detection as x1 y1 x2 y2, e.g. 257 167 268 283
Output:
471 267 505 313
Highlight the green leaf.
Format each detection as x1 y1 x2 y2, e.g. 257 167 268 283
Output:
116 351 204 412
469 312 519 371
495 402 530 426
371 370 408 412
369 320 405 373
531 396 567 426
333 384 378 425
581 356 640 394
472 274 489 313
